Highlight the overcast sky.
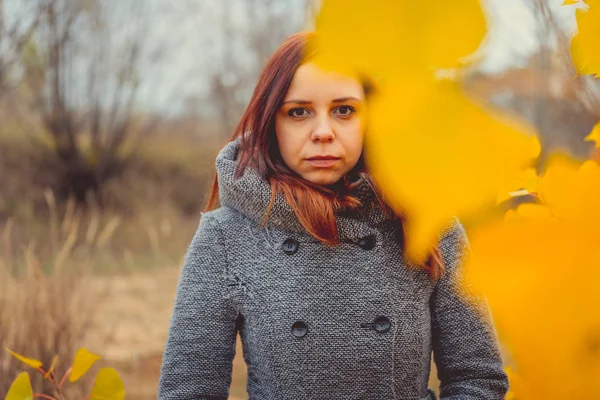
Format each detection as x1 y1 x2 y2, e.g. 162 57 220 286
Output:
479 0 581 72
138 0 585 114
4 0 586 114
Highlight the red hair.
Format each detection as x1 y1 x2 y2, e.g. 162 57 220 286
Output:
204 31 444 280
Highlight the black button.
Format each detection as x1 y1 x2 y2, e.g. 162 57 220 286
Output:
361 316 391 333
373 316 391 332
357 235 376 250
291 321 308 338
282 238 299 255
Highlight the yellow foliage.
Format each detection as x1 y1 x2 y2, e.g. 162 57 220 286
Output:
312 0 539 263
70 348 102 382
5 372 33 400
585 121 600 148
4 347 124 399
90 367 126 400
365 76 539 262
311 0 487 78
464 156 600 399
5 348 43 370
571 0 600 76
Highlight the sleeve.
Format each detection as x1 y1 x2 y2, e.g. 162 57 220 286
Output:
158 213 240 400
430 219 509 400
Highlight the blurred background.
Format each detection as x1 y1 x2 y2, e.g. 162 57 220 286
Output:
0 0 599 399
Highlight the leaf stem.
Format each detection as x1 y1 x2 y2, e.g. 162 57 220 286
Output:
58 366 72 390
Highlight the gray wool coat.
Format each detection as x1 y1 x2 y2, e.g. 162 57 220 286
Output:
157 138 509 400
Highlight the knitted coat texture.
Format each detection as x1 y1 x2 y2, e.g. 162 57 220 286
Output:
157 138 509 400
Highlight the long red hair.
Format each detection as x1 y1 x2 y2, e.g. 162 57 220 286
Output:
204 31 444 280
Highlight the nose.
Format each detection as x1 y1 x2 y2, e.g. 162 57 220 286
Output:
310 116 335 143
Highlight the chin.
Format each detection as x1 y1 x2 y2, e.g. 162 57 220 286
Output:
302 172 342 186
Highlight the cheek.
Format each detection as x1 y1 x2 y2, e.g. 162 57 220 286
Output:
342 120 365 156
275 119 300 162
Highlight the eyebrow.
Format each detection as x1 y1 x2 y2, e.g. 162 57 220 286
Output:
281 96 362 105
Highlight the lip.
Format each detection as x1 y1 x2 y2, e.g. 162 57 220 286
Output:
306 156 340 168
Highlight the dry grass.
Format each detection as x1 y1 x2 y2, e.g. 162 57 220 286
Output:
0 117 226 397
0 200 111 396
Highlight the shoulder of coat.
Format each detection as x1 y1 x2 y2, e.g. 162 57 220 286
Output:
199 206 249 228
438 216 468 250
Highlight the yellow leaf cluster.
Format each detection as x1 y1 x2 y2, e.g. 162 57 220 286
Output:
312 0 539 263
464 156 600 399
4 347 124 400
366 77 539 262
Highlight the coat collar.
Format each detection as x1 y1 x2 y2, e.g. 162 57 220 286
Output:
216 137 396 241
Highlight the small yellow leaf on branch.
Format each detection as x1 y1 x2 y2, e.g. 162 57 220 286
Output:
5 372 33 400
90 367 125 400
5 348 43 370
70 348 102 382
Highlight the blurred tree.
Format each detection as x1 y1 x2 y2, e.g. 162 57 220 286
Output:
14 0 158 204
0 0 42 96
528 0 600 165
184 0 310 137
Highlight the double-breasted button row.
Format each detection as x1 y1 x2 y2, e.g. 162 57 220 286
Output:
282 234 377 255
291 316 391 338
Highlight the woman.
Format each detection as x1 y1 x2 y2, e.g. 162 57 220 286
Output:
158 31 508 400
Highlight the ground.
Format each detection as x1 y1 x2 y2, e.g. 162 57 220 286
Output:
90 267 248 400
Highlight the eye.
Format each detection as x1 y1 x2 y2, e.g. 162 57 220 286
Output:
334 105 355 117
288 108 310 118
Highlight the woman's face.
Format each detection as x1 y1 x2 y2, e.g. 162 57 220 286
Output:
275 62 366 186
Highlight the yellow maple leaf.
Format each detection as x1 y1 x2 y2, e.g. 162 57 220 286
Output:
584 121 600 148
464 156 600 399
571 1 600 76
70 348 102 382
311 0 487 78
5 348 43 370
365 76 539 263
90 367 125 400
5 372 33 400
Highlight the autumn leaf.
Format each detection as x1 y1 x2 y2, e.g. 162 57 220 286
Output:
70 348 102 382
365 76 539 263
311 0 538 263
311 0 487 78
5 348 43 370
584 121 600 148
464 156 600 399
571 1 600 76
5 372 33 400
90 367 125 400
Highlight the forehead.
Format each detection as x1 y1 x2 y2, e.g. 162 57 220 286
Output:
284 62 364 101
